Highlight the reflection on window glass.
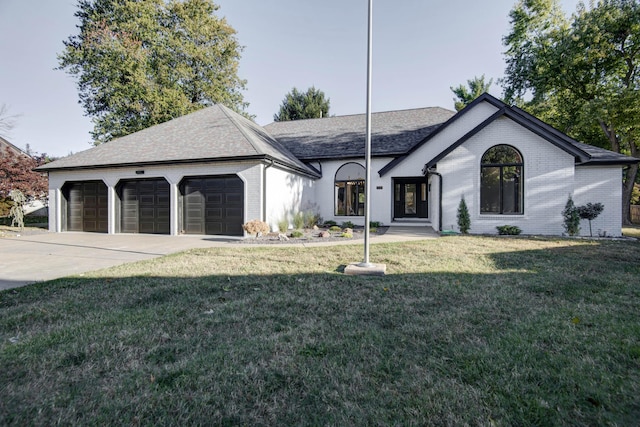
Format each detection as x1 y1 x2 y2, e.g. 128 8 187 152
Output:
480 145 523 214
335 163 365 216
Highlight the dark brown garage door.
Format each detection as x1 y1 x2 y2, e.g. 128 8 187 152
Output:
118 179 170 234
62 181 108 233
181 175 244 236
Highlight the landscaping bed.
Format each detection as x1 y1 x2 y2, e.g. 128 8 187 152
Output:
236 226 389 244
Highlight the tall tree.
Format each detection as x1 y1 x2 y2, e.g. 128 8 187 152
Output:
450 75 493 111
502 0 640 224
274 87 330 122
58 0 247 144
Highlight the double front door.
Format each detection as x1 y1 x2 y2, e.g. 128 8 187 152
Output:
394 178 428 219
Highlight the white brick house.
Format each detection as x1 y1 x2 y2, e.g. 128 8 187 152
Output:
39 94 638 237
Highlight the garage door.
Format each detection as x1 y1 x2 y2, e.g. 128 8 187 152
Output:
63 181 108 233
118 179 170 234
181 175 244 236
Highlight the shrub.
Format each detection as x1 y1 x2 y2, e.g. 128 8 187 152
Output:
562 196 580 236
329 225 341 232
324 220 337 227
341 232 353 238
290 230 304 238
369 221 382 228
293 211 305 230
457 196 470 234
496 225 521 235
577 202 604 237
242 219 270 238
8 189 26 230
341 221 355 229
303 211 322 228
277 216 289 233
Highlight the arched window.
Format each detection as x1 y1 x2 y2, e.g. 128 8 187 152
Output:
480 145 523 214
335 163 365 216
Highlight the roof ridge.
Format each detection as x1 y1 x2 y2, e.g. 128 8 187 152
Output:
217 104 262 155
266 106 454 126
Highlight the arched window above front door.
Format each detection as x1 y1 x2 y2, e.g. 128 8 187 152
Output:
480 145 523 214
335 163 365 216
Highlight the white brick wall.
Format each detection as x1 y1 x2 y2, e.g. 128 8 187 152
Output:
574 166 622 237
438 116 577 235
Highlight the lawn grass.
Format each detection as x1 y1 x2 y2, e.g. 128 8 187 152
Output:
1 236 639 425
623 225 640 239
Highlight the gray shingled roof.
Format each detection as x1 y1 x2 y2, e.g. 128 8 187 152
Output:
264 107 456 161
38 105 320 177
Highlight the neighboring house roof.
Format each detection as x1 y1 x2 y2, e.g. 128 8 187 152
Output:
0 136 30 158
264 107 456 161
378 93 638 177
38 105 320 178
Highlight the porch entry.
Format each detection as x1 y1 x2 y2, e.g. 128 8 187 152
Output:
393 177 428 219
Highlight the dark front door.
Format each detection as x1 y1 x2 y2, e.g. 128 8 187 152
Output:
181 175 244 236
118 179 170 234
63 181 108 233
394 178 428 219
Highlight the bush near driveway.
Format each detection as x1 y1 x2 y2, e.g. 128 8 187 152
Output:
1 236 639 425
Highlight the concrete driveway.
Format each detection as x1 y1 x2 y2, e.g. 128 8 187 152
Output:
0 231 237 291
0 226 437 291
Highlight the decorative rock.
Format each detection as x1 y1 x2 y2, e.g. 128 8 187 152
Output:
278 233 290 241
343 228 353 234
313 225 319 230
319 231 331 238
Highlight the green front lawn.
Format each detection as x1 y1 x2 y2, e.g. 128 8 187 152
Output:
1 237 639 425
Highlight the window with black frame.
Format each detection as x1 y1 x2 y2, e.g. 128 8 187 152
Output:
480 145 523 214
335 163 365 216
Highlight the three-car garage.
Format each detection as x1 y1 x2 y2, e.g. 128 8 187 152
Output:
61 175 244 236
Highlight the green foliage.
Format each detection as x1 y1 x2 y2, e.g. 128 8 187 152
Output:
369 221 382 228
340 232 353 238
242 219 270 238
8 189 26 229
340 221 355 229
277 216 289 233
303 211 321 228
450 75 493 111
273 86 330 121
562 196 581 236
292 212 305 230
577 202 605 237
290 230 304 238
457 197 471 234
502 0 640 223
58 0 247 144
329 225 342 232
324 220 337 227
496 225 522 235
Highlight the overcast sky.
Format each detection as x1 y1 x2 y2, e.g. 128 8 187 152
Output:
0 0 581 157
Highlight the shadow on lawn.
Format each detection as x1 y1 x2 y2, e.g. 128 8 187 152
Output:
1 240 639 426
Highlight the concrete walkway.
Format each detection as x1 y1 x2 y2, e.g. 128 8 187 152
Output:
0 226 438 291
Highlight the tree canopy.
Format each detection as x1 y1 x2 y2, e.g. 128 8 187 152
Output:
58 0 247 144
450 75 493 111
0 150 48 200
273 87 330 122
502 0 640 224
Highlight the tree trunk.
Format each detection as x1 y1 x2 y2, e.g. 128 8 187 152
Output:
622 141 639 226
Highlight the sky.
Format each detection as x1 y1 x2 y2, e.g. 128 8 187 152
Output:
0 0 581 158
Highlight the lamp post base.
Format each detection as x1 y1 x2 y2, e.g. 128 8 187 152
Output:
344 262 386 276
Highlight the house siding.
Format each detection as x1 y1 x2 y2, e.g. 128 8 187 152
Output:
574 166 622 237
264 165 315 231
47 161 263 235
438 116 576 235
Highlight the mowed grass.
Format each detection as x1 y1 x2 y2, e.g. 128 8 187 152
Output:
1 236 639 426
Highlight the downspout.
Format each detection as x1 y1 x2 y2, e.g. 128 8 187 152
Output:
263 159 274 221
425 166 442 232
